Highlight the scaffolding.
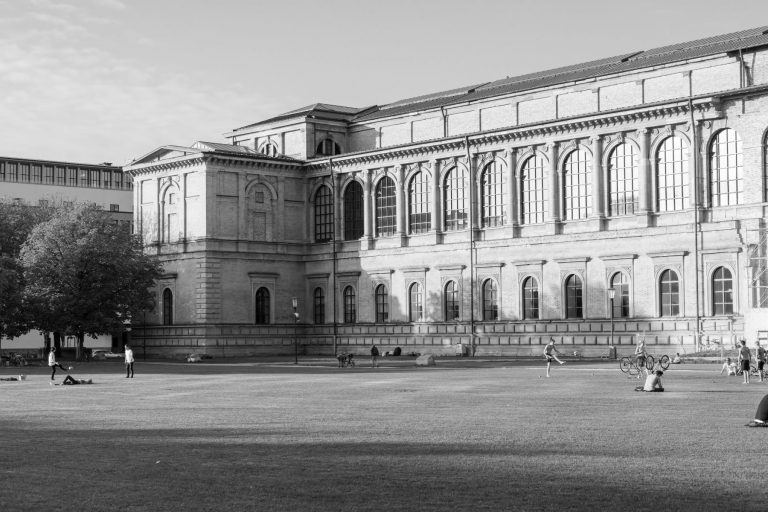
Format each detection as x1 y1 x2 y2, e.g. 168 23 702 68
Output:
746 225 768 308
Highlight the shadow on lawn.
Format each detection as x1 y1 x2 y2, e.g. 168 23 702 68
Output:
0 425 750 512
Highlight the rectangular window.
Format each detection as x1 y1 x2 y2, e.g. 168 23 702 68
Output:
56 167 66 185
103 170 112 188
90 169 100 188
19 163 30 182
44 166 54 184
110 204 120 212
68 168 78 186
31 165 42 183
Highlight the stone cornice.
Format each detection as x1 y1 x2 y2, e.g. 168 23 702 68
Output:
125 152 304 177
306 97 721 172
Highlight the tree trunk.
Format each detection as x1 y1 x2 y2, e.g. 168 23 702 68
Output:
76 333 85 361
53 332 62 353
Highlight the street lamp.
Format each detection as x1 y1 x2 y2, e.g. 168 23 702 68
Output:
608 288 617 359
292 297 299 365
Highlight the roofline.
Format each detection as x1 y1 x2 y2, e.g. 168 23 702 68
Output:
0 155 122 169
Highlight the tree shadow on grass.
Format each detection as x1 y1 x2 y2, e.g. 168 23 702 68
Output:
0 426 753 512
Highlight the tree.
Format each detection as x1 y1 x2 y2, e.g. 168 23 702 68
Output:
0 201 56 350
19 203 163 359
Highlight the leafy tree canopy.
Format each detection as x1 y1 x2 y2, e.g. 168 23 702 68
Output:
19 203 163 345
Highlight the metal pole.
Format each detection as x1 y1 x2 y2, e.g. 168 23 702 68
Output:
292 297 298 365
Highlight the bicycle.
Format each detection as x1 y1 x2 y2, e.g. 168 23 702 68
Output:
648 353 671 370
619 354 654 376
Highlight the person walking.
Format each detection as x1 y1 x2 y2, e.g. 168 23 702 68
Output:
756 340 766 383
543 338 566 378
635 337 648 378
48 346 70 381
124 344 135 378
738 338 751 384
370 344 379 368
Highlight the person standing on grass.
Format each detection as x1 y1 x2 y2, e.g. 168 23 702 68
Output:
755 341 766 383
370 344 379 368
124 344 134 378
48 346 70 381
738 338 751 384
544 338 566 377
635 337 648 378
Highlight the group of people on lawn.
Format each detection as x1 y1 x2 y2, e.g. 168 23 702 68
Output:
46 343 135 385
719 339 766 384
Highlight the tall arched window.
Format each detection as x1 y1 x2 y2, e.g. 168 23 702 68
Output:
710 129 743 207
408 282 423 322
375 284 388 323
565 275 583 319
481 161 506 227
563 149 591 220
313 287 325 324
610 272 630 318
444 280 460 321
314 185 333 243
712 266 734 316
656 136 689 212
375 176 396 237
522 277 539 320
255 287 270 324
482 279 499 321
521 155 546 224
316 138 341 156
444 167 467 231
162 288 173 326
408 171 431 234
343 181 364 240
343 286 356 324
608 143 639 216
659 269 680 316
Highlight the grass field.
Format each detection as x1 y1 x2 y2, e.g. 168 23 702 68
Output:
2 357 768 511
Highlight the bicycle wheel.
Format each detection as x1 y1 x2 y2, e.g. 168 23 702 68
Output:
660 355 670 370
645 355 655 370
620 357 632 373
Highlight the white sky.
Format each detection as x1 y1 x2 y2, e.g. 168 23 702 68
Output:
1 0 767 165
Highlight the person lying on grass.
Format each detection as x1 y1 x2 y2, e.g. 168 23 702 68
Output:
54 375 93 385
635 369 664 392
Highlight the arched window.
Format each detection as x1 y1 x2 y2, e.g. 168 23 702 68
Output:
482 279 499 321
259 142 278 157
710 129 743 207
255 287 270 324
565 275 583 319
656 136 689 212
659 270 680 316
316 138 341 157
162 188 179 243
408 282 423 322
444 167 467 231
712 266 734 316
608 143 639 216
343 181 364 240
522 277 539 320
563 149 591 220
375 284 388 323
162 288 173 326
313 287 325 324
520 155 546 224
408 171 431 234
444 280 460 321
481 161 506 227
610 272 630 318
314 185 333 243
343 286 356 324
375 176 396 237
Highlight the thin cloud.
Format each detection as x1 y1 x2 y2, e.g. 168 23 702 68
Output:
92 0 127 9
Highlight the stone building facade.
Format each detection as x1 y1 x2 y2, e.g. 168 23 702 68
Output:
126 27 768 358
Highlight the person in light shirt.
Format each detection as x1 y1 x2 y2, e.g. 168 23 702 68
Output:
124 344 135 378
635 369 664 392
720 358 737 376
48 346 71 381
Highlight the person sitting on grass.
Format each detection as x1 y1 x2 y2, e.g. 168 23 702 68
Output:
720 358 737 376
746 394 768 427
635 369 664 392
672 353 682 364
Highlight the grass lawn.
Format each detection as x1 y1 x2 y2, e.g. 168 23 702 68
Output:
2 357 768 511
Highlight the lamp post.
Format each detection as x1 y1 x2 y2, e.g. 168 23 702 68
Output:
292 297 299 365
608 288 616 359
